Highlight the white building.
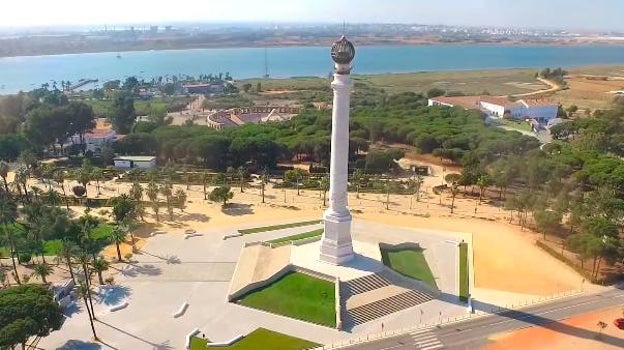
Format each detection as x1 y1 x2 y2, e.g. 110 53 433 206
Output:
113 156 157 169
69 119 117 153
428 96 559 123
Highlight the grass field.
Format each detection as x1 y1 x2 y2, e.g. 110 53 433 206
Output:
190 328 319 350
267 229 324 244
380 246 437 289
238 220 321 235
239 69 546 97
459 242 469 302
498 119 533 132
237 271 336 327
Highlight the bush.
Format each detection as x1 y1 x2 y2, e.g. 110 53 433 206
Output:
18 253 31 264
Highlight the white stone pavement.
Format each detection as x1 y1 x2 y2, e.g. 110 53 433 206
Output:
38 219 492 350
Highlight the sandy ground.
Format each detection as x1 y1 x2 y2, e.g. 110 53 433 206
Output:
484 306 624 350
8 158 584 297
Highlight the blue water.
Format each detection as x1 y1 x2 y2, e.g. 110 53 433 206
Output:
1 44 624 94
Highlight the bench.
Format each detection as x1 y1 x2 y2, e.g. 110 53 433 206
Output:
109 301 128 312
173 301 189 318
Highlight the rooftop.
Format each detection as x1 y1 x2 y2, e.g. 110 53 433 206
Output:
114 156 156 162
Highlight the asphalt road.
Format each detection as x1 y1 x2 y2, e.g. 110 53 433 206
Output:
343 286 624 350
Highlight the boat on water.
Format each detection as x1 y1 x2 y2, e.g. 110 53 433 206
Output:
116 53 122 59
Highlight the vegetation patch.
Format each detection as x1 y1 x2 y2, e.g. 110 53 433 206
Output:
380 245 437 289
190 328 319 350
237 271 336 327
267 229 324 244
459 242 469 302
239 220 321 235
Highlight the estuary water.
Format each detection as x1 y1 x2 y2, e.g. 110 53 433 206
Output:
1 44 624 94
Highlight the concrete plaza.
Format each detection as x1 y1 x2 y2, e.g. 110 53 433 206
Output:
40 219 477 349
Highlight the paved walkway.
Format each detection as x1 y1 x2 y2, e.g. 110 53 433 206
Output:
38 219 550 350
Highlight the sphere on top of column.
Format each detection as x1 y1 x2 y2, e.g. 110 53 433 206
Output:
331 36 355 74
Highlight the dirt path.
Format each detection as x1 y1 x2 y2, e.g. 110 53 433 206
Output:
511 78 560 98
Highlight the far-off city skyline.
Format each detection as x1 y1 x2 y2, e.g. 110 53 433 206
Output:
1 0 624 31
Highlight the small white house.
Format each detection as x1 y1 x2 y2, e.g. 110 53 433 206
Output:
113 156 157 169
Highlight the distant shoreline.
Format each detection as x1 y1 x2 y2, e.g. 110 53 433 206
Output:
2 39 624 60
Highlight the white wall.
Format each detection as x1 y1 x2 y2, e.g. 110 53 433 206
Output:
114 160 132 169
479 101 505 117
134 159 157 169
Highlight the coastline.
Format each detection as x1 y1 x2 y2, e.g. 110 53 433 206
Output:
2 39 624 60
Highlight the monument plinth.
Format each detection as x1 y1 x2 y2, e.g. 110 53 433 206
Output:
320 36 356 265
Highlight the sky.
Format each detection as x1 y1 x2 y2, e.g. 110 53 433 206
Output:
0 0 623 31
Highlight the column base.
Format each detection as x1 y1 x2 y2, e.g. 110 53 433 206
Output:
319 210 354 265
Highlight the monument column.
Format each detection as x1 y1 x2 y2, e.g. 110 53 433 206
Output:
320 36 356 265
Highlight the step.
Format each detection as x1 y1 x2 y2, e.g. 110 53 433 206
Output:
344 290 434 327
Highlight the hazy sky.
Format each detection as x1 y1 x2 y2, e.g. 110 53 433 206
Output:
1 0 622 31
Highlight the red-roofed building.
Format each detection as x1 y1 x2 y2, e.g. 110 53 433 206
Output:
69 119 117 153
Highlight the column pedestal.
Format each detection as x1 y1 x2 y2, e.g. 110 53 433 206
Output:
320 210 354 265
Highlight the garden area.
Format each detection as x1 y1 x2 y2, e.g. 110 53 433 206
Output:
238 220 321 235
459 242 469 302
380 244 437 289
267 229 324 245
190 328 319 350
236 271 336 327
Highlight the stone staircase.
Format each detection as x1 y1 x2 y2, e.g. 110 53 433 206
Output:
340 273 391 298
340 271 435 328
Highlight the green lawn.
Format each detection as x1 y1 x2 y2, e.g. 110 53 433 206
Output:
459 242 470 302
267 229 324 244
380 246 438 289
237 271 336 328
239 220 321 235
499 118 533 132
190 328 319 350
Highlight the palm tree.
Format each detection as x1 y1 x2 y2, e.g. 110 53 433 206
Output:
237 166 246 193
77 253 96 314
477 174 490 203
146 181 160 222
202 173 209 200
75 166 92 199
129 182 145 221
44 188 62 207
0 161 9 193
92 168 104 196
174 188 187 212
32 262 53 284
54 169 69 210
77 282 98 339
14 165 30 202
385 177 391 210
414 174 424 202
319 174 329 207
110 225 126 261
160 181 174 221
0 195 20 284
260 168 269 204
451 182 460 214
91 257 109 285
352 169 363 199
57 240 77 285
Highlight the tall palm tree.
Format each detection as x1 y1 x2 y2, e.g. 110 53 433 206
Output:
110 225 126 261
32 262 53 284
129 182 145 221
352 169 363 199
77 253 96 315
14 165 30 202
77 282 98 339
92 168 104 196
0 195 20 284
451 182 460 214
54 169 69 210
75 166 92 199
146 181 159 222
160 181 174 221
237 166 246 193
414 174 424 202
319 174 329 207
57 240 77 285
260 168 269 204
0 161 9 193
91 257 109 285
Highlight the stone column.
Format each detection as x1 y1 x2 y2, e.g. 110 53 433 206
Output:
320 37 356 265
